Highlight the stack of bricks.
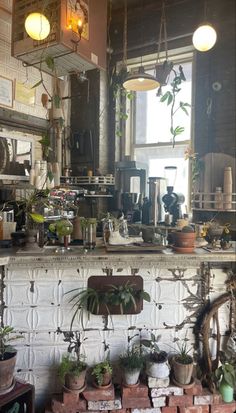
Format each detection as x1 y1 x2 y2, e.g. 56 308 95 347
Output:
45 379 236 413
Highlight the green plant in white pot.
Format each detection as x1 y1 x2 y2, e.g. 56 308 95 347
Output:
215 362 235 403
141 333 169 379
119 347 144 386
0 326 22 393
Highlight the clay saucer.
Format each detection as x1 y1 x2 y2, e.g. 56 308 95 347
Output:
172 376 195 389
0 378 16 395
172 246 195 254
63 381 87 394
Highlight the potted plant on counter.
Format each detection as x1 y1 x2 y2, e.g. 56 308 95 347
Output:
119 347 144 386
0 326 22 393
91 360 113 388
58 353 87 392
141 333 170 379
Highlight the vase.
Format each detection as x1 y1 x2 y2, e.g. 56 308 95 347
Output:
219 379 234 403
123 369 141 386
223 167 232 210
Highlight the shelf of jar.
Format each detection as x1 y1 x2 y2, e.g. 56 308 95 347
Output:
191 192 236 211
60 175 115 186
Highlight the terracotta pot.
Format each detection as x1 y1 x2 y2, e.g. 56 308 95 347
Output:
173 232 195 248
65 369 87 390
172 356 193 385
93 371 112 388
0 353 17 392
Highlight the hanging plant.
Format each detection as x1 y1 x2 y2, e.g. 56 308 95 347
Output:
160 65 191 147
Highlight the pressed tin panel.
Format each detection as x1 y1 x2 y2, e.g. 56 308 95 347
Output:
2 262 231 407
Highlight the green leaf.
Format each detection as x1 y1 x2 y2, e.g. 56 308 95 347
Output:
45 55 55 71
140 339 152 348
140 291 151 302
29 213 44 223
167 94 173 105
160 92 170 103
31 80 43 89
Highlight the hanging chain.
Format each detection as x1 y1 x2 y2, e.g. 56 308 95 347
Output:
156 0 168 63
123 0 127 67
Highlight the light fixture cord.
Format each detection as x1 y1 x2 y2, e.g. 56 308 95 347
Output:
156 0 168 63
123 0 127 67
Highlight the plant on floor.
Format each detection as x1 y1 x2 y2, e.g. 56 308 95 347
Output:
160 65 191 147
91 360 113 387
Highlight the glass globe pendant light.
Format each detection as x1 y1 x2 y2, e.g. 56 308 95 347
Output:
192 1 217 52
192 23 217 52
25 12 50 41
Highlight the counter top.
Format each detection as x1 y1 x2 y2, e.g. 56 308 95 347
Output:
0 245 235 268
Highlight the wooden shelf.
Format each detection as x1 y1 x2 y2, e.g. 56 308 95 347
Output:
192 208 236 212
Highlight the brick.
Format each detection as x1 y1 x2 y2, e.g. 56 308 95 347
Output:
110 410 127 413
179 407 209 413
184 380 203 396
194 390 213 405
52 397 87 413
152 396 166 407
151 386 183 397
122 383 148 398
210 401 236 413
87 398 122 410
148 377 170 388
122 397 151 409
131 409 161 413
168 395 193 407
212 393 222 404
82 384 115 401
161 407 177 413
63 391 80 404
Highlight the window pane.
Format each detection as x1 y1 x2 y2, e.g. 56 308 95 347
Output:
134 145 189 207
135 61 192 144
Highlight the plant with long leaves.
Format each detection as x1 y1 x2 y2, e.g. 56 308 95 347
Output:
160 65 191 147
107 281 150 314
215 362 236 388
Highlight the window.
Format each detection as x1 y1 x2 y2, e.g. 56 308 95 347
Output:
131 58 193 209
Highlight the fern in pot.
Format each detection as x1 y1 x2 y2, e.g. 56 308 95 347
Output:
119 347 144 386
91 360 113 388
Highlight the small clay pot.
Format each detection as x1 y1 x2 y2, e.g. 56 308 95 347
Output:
173 231 195 248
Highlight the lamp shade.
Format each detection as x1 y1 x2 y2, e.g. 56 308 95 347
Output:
123 66 160 91
25 12 50 41
192 23 217 52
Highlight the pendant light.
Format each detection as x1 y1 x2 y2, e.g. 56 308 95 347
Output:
122 0 159 92
192 1 217 52
25 12 50 41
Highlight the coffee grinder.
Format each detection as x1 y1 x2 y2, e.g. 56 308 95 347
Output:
162 166 185 225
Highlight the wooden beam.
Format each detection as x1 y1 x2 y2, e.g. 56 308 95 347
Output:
0 107 49 135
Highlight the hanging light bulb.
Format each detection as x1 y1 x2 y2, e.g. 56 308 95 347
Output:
123 66 160 91
192 23 217 52
25 12 50 41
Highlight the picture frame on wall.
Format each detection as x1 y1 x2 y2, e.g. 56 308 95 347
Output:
0 76 13 108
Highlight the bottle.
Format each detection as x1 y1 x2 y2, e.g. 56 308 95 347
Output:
215 187 223 210
52 162 60 187
29 168 35 186
223 167 232 210
0 215 3 240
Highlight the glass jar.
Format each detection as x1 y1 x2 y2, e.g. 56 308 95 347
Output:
215 187 223 210
82 219 97 249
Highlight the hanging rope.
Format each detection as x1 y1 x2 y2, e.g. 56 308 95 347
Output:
122 0 127 67
156 0 168 63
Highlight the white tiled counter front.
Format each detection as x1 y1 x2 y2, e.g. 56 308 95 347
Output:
0 248 235 409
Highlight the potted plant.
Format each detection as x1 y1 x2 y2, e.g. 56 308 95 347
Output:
91 360 112 388
0 326 22 393
215 361 236 402
141 333 169 379
119 347 144 386
172 340 193 386
58 353 87 391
